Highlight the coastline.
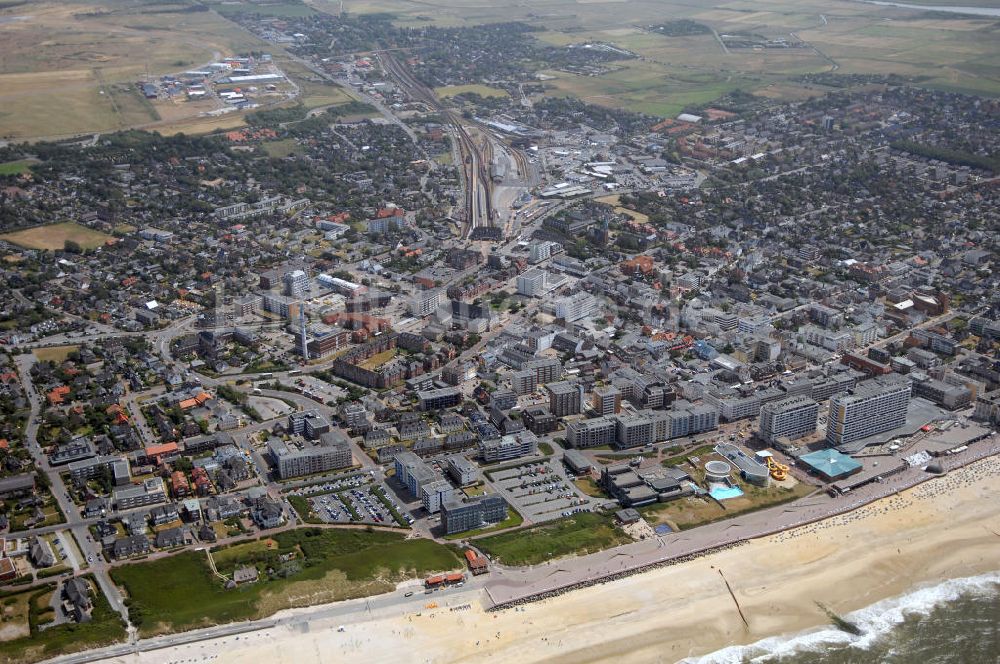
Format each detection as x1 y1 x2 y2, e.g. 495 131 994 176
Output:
92 454 1000 664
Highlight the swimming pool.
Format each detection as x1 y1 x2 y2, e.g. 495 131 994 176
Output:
710 486 744 501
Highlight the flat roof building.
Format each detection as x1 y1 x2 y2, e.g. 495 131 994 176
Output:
441 494 506 534
268 432 353 479
827 375 911 447
759 396 819 446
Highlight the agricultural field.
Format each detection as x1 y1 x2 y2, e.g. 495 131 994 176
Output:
111 528 462 636
0 222 114 251
0 0 267 140
475 511 631 566
332 0 1000 106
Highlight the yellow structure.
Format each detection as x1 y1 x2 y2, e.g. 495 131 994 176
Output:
766 457 789 481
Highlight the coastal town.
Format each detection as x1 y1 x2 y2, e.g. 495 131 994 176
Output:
0 7 997 664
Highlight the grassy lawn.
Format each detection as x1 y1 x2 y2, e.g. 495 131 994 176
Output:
662 444 715 468
444 507 524 540
476 512 631 566
0 222 114 251
0 160 35 175
358 348 397 370
112 529 461 636
262 139 300 158
0 577 126 664
538 442 554 456
573 477 606 498
435 84 509 99
33 345 79 363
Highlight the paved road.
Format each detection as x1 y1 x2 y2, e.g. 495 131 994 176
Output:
12 353 131 633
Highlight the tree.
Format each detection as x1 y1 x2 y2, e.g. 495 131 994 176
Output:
64 240 82 254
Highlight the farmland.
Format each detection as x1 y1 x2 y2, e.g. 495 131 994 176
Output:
1 0 996 140
0 222 114 251
0 0 267 141
330 0 1000 107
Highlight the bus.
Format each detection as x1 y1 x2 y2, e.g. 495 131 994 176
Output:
288 369 302 376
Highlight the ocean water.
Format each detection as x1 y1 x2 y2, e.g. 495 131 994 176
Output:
685 571 1000 664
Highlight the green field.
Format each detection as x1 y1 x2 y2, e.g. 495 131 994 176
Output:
435 84 509 99
33 345 79 363
476 512 631 566
262 138 300 157
0 222 115 251
111 528 461 636
0 160 35 175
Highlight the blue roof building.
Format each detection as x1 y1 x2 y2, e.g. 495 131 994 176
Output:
799 449 862 481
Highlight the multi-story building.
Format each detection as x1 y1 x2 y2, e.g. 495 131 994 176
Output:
288 411 331 440
417 387 462 411
566 416 617 448
517 269 557 297
268 432 353 479
521 357 563 385
522 405 558 435
802 325 854 352
911 375 973 410
112 478 166 511
615 412 656 448
529 242 551 264
421 479 454 514
446 456 479 486
810 367 865 402
341 402 368 430
409 289 443 317
759 396 819 445
305 325 352 360
827 375 911 447
547 381 583 418
283 269 310 298
479 432 537 463
394 451 437 500
440 494 507 534
554 292 598 323
511 369 538 396
664 402 719 440
910 328 957 355
592 385 621 416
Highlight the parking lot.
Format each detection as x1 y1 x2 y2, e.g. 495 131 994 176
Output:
489 461 592 522
290 476 409 527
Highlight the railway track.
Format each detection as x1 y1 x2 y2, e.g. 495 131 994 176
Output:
377 51 525 239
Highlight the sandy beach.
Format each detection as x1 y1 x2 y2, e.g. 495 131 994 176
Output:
103 455 1000 664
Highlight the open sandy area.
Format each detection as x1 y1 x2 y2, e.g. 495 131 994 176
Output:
99 454 1000 664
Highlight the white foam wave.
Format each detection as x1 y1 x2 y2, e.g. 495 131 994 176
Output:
680 571 1000 664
